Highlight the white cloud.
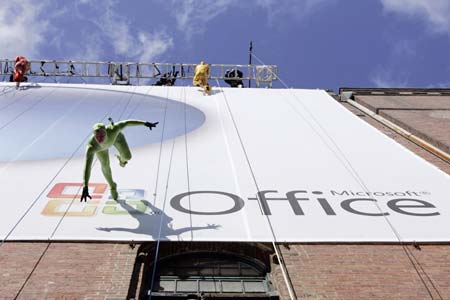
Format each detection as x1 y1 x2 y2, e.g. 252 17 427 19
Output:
370 40 415 88
0 0 50 58
136 32 174 63
381 0 450 33
427 82 450 88
392 40 416 57
255 0 332 25
371 68 409 88
0 0 330 62
168 0 334 40
88 1 174 62
0 0 173 63
71 32 104 61
169 0 236 40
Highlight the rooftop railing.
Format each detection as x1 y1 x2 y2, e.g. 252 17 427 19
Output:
0 59 278 87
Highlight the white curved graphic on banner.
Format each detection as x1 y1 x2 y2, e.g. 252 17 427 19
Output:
0 86 205 161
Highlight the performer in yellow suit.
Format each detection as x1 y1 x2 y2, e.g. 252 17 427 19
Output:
193 61 211 94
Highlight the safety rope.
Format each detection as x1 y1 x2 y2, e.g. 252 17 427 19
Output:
0 90 94 176
11 84 148 298
0 85 16 97
49 85 140 239
143 55 184 295
0 86 127 246
15 83 161 297
182 86 194 238
1 61 11 82
13 243 51 299
148 84 199 299
147 86 172 299
146 85 199 299
0 88 56 133
125 84 155 118
215 78 298 300
251 52 443 300
149 132 177 300
3 60 9 73
149 87 171 207
47 83 158 247
10 89 129 300
0 85 43 112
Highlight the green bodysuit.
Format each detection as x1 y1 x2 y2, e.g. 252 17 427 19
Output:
82 119 157 201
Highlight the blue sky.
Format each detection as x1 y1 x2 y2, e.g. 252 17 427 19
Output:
1 0 450 92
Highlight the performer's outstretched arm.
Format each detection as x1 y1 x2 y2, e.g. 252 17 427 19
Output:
81 145 95 202
114 119 158 131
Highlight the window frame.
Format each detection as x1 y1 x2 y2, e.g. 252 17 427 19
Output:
148 251 278 299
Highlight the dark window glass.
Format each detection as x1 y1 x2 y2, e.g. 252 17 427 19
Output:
149 252 276 299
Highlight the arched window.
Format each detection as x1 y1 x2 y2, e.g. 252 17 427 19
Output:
149 252 278 299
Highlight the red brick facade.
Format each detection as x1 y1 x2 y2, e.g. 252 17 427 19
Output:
0 243 137 300
353 94 450 155
274 244 450 300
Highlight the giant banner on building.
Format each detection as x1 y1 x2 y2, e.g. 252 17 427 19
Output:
0 83 449 242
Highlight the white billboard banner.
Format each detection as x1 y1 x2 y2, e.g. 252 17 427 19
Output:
0 83 449 242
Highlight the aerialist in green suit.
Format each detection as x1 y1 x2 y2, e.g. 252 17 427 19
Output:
80 119 158 202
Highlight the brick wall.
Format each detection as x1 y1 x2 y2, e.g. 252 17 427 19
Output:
354 95 450 154
0 242 137 300
274 244 450 300
342 102 450 174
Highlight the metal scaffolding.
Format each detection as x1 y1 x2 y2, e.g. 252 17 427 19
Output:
0 59 278 87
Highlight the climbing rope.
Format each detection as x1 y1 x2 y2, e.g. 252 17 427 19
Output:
9 88 130 300
182 86 194 238
0 85 16 97
250 51 443 300
48 84 159 242
147 85 200 299
0 86 127 246
0 90 94 176
49 85 140 239
0 89 57 133
0 88 32 111
146 85 172 299
215 78 298 300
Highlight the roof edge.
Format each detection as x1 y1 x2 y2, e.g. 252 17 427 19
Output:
339 87 450 97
